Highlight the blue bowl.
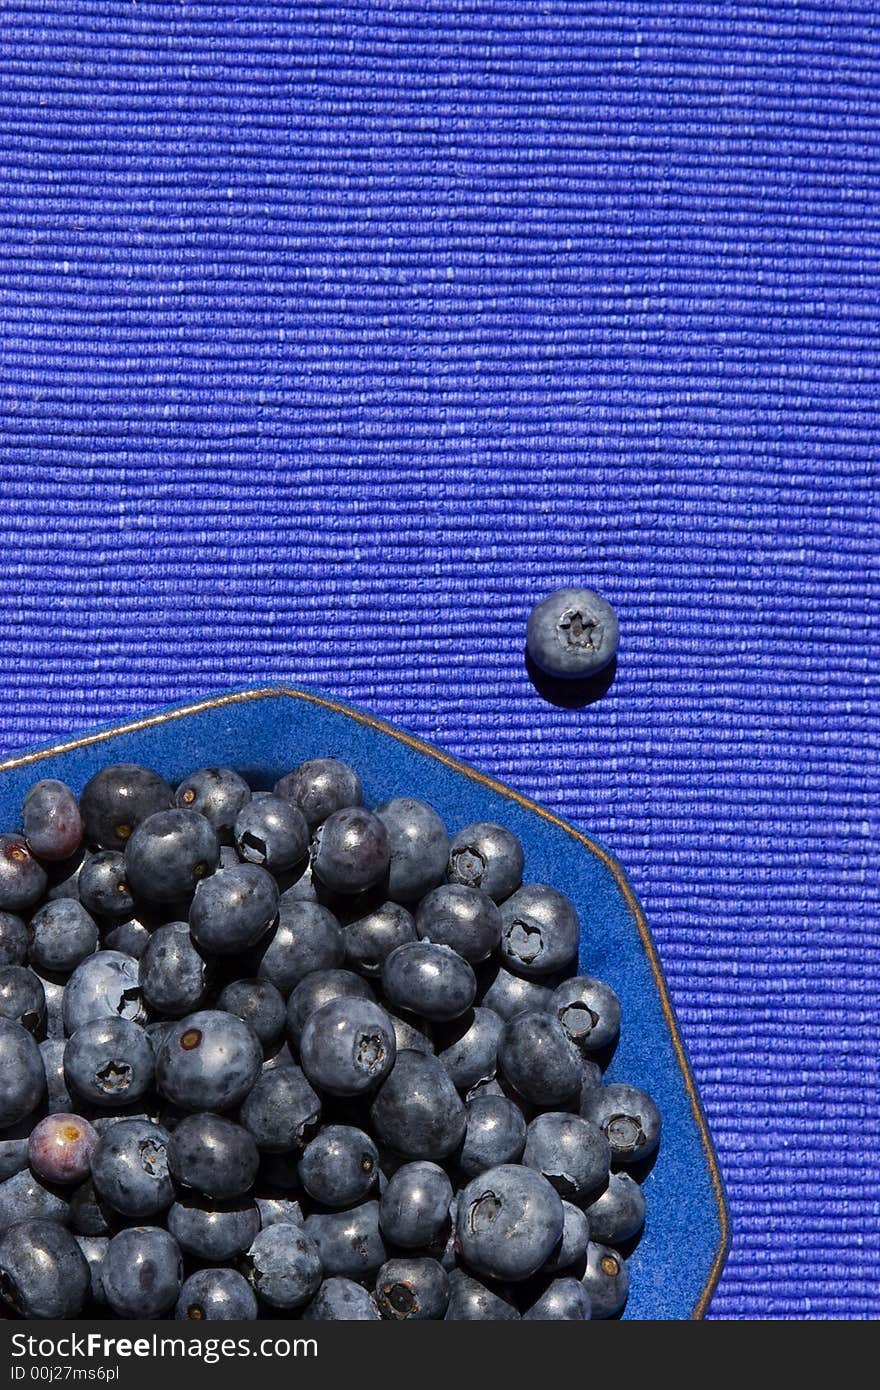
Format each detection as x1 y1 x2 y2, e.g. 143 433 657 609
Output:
0 685 729 1320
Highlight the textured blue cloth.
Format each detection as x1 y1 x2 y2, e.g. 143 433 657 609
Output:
0 1 877 1319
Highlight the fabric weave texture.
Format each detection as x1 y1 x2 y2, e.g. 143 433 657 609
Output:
1 1 878 1318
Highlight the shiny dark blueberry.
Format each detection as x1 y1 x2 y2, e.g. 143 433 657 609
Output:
478 963 553 1021
233 794 309 873
79 764 175 851
257 898 345 997
0 1168 68 1235
447 822 524 903
285 968 374 1047
101 1226 182 1319
523 1276 592 1320
526 586 619 679
312 807 391 896
62 950 145 1033
64 1016 154 1108
0 964 46 1034
175 1266 258 1321
499 884 580 978
302 1276 380 1320
0 1018 45 1127
0 1219 90 1319
436 1007 502 1091
274 758 363 831
580 1083 662 1166
580 1241 630 1318
375 797 449 903
381 941 476 1023
139 922 209 1017
168 1195 261 1263
497 1012 582 1107
125 809 220 905
75 1235 109 1305
459 1096 527 1178
585 1170 646 1247
550 975 621 1056
189 863 279 955
217 977 286 1050
239 1065 321 1154
243 1223 323 1309
156 1010 262 1112
298 1125 378 1208
22 780 83 864
343 900 417 978
299 997 396 1097
175 767 251 841
0 912 27 967
444 1268 520 1321
456 1164 564 1283
545 1199 591 1274
89 1117 174 1219
304 1200 385 1282
370 1051 466 1161
375 1256 449 1320
0 835 48 913
522 1112 611 1203
102 916 152 960
78 851 134 922
27 900 98 975
415 884 502 964
378 1161 453 1249
167 1113 259 1199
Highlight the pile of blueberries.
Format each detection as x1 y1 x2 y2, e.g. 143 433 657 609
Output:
0 759 660 1321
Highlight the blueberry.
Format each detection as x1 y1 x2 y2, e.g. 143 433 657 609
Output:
217 977 286 1050
444 1268 520 1321
384 1007 434 1056
175 768 251 841
499 885 579 978
522 1112 610 1203
242 1223 323 1309
343 900 417 978
436 1007 502 1091
189 863 279 955
545 1200 591 1274
28 900 98 975
256 900 345 997
64 1016 154 1108
375 1256 449 1320
300 997 396 1097
285 968 374 1046
585 1170 646 1246
498 1012 582 1107
78 851 134 921
256 1196 304 1229
79 764 175 850
579 1083 662 1165
0 964 46 1034
0 1168 68 1234
22 781 83 863
68 1179 114 1237
304 1200 385 1282
101 1226 182 1319
125 809 220 904
239 1066 321 1154
577 1060 603 1104
381 942 476 1022
375 798 449 902
39 1038 75 1113
156 1010 262 1112
102 916 152 959
456 1164 564 1282
478 963 552 1021
233 794 309 874
302 1276 380 1320
550 975 621 1056
0 835 48 912
139 923 210 1017
0 1018 45 1126
28 1113 98 1186
458 1096 527 1178
298 1126 378 1208
0 912 27 967
75 1234 109 1304
0 1139 29 1182
415 884 502 964
62 950 145 1033
312 807 390 896
370 1051 466 1160
275 758 363 831
523 1277 592 1320
32 968 65 1040
89 1118 173 1219
168 1195 260 1262
526 587 619 679
0 1219 90 1318
378 1161 453 1248
447 822 524 903
175 1266 257 1322
167 1113 259 1199
580 1241 629 1318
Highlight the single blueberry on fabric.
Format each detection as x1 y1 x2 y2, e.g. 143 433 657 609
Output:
526 587 619 679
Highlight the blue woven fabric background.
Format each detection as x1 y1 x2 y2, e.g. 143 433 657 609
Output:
1 1 877 1318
